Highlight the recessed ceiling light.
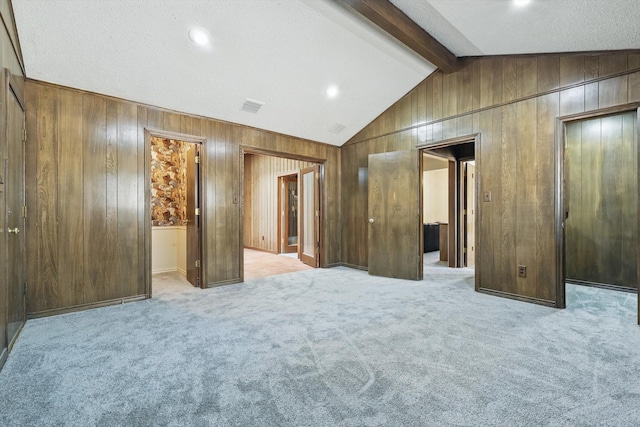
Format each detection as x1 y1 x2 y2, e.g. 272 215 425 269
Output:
513 0 531 7
326 85 339 98
189 27 210 46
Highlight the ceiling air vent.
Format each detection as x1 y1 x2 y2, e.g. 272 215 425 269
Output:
328 123 346 134
241 98 265 114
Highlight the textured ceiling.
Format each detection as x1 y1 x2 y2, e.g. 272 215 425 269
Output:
14 1 640 147
13 0 435 146
392 0 640 56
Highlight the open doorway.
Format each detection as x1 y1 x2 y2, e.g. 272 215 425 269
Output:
422 153 448 266
558 107 638 320
148 133 204 295
243 152 322 280
421 136 477 274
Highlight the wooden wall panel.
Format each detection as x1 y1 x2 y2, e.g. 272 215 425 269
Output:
342 51 640 305
243 154 312 253
25 79 341 314
57 88 83 308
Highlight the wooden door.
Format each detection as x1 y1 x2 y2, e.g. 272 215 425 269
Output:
565 112 637 290
368 150 422 280
465 163 476 267
186 143 201 287
280 174 298 253
299 165 319 267
6 81 26 347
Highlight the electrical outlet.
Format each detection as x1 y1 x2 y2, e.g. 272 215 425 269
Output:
518 265 527 278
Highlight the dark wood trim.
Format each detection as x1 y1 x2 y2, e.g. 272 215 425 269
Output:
243 146 326 164
5 69 24 111
145 129 208 294
346 66 640 146
555 104 640 314
6 320 24 352
447 160 457 267
417 133 480 150
477 288 556 308
566 279 637 294
324 262 344 268
207 278 242 288
0 348 7 372
28 295 147 319
558 102 640 122
340 262 369 271
335 0 460 73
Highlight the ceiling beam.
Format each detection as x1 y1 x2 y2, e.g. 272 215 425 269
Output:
336 0 460 74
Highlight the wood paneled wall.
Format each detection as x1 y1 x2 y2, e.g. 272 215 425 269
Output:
0 0 25 368
243 154 312 253
565 111 638 289
342 51 640 305
25 80 341 315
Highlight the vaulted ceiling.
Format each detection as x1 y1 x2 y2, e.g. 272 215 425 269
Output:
13 0 640 147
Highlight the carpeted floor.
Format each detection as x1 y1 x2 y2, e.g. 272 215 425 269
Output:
1 254 639 426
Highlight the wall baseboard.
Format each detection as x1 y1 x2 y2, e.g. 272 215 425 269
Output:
207 278 243 288
0 348 7 372
152 267 178 275
7 322 25 353
477 287 556 308
324 262 344 268
244 246 277 254
566 279 637 293
177 267 186 276
28 295 148 319
339 262 369 271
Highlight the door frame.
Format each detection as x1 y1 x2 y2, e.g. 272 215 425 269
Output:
239 146 325 281
554 102 640 319
418 134 480 288
144 129 207 296
277 172 299 254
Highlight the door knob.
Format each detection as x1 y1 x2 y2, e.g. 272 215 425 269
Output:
8 227 20 234
368 218 375 223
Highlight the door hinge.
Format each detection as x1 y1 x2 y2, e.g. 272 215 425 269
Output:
195 260 201 268
315 172 319 179
23 128 27 142
315 210 319 217
195 208 201 216
195 155 200 164
22 205 27 218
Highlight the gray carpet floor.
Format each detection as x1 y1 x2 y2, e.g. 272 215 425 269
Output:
1 252 639 426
